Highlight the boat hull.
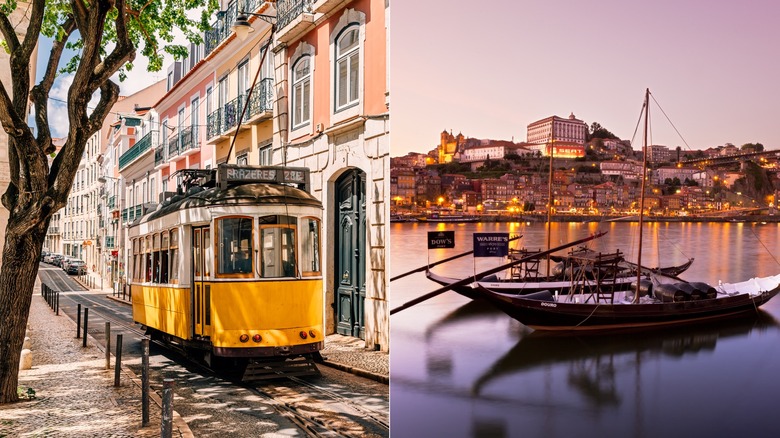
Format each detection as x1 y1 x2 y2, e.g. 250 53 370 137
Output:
476 286 780 331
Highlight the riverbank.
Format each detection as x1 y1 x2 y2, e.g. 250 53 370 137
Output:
392 213 780 223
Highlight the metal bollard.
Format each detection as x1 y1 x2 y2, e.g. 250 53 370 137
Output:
114 334 123 387
161 379 174 438
105 322 111 370
141 337 150 426
55 292 59 316
76 304 81 338
82 308 89 348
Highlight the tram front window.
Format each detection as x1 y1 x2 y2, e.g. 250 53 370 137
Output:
259 215 297 278
218 217 253 275
300 217 321 276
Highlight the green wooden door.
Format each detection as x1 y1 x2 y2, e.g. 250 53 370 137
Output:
335 170 366 338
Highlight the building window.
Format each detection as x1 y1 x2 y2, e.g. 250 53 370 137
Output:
258 143 272 166
291 56 311 129
335 25 360 111
237 152 248 166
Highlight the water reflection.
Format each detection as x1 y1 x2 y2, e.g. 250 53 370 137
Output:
472 311 779 405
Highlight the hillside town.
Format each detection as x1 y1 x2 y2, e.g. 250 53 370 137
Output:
391 113 780 220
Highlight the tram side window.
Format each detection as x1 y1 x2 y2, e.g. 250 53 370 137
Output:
145 236 152 282
259 215 297 278
218 217 253 275
132 238 140 281
152 233 160 283
170 228 179 282
160 231 169 283
300 217 321 276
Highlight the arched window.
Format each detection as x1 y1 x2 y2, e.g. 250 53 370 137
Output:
335 25 360 111
291 56 311 129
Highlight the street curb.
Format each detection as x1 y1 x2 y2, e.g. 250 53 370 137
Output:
319 359 389 384
50 288 194 437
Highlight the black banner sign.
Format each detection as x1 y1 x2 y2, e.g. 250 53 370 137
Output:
428 231 455 249
473 233 509 257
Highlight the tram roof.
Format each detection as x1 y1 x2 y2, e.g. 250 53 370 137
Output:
141 182 322 223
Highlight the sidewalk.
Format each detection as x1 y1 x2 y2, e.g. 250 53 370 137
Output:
0 280 192 437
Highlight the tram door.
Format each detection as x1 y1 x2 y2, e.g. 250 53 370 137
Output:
335 170 366 339
193 226 212 338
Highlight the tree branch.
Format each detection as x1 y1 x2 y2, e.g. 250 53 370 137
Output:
0 12 20 54
87 80 119 134
93 0 135 85
19 0 45 62
31 16 76 149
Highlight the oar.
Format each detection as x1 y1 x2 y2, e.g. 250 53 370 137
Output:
390 234 522 282
390 231 608 315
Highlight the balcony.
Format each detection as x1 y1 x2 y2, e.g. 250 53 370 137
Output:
154 144 165 168
179 126 199 156
206 79 274 144
119 131 157 170
311 0 341 15
204 0 264 57
276 0 315 44
168 133 179 157
245 78 274 122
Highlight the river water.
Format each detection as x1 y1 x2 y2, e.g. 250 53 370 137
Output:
390 221 780 438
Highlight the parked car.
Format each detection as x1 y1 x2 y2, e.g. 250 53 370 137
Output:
49 254 64 266
61 257 74 271
66 259 86 275
40 251 50 262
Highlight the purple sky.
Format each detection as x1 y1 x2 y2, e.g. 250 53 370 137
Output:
391 0 780 156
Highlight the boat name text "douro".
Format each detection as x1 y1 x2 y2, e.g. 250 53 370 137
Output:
541 302 557 307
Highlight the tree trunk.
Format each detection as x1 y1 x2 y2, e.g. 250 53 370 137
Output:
0 224 46 403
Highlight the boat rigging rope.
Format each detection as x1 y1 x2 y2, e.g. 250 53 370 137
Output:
749 226 780 268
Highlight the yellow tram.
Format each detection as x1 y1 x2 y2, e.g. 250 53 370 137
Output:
128 165 323 374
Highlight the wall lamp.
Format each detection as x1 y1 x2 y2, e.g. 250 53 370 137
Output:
231 11 277 41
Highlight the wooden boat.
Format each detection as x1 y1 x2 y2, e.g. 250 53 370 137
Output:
425 247 694 299
434 272 780 331
427 89 780 331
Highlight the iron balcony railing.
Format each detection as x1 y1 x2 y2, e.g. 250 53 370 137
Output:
154 144 165 166
247 78 274 118
204 0 264 57
207 108 222 139
168 132 179 157
119 131 156 170
277 0 313 31
206 79 274 139
180 126 198 153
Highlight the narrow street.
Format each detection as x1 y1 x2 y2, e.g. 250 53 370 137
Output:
37 263 389 437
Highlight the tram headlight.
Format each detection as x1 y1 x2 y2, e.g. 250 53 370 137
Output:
252 334 262 343
239 334 250 343
299 330 308 339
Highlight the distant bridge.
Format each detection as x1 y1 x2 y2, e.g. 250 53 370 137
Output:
679 149 779 167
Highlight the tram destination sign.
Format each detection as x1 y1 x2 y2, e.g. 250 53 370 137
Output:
217 164 310 192
473 232 510 257
428 231 455 249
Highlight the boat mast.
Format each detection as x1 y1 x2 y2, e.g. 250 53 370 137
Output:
547 140 554 276
635 88 650 303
